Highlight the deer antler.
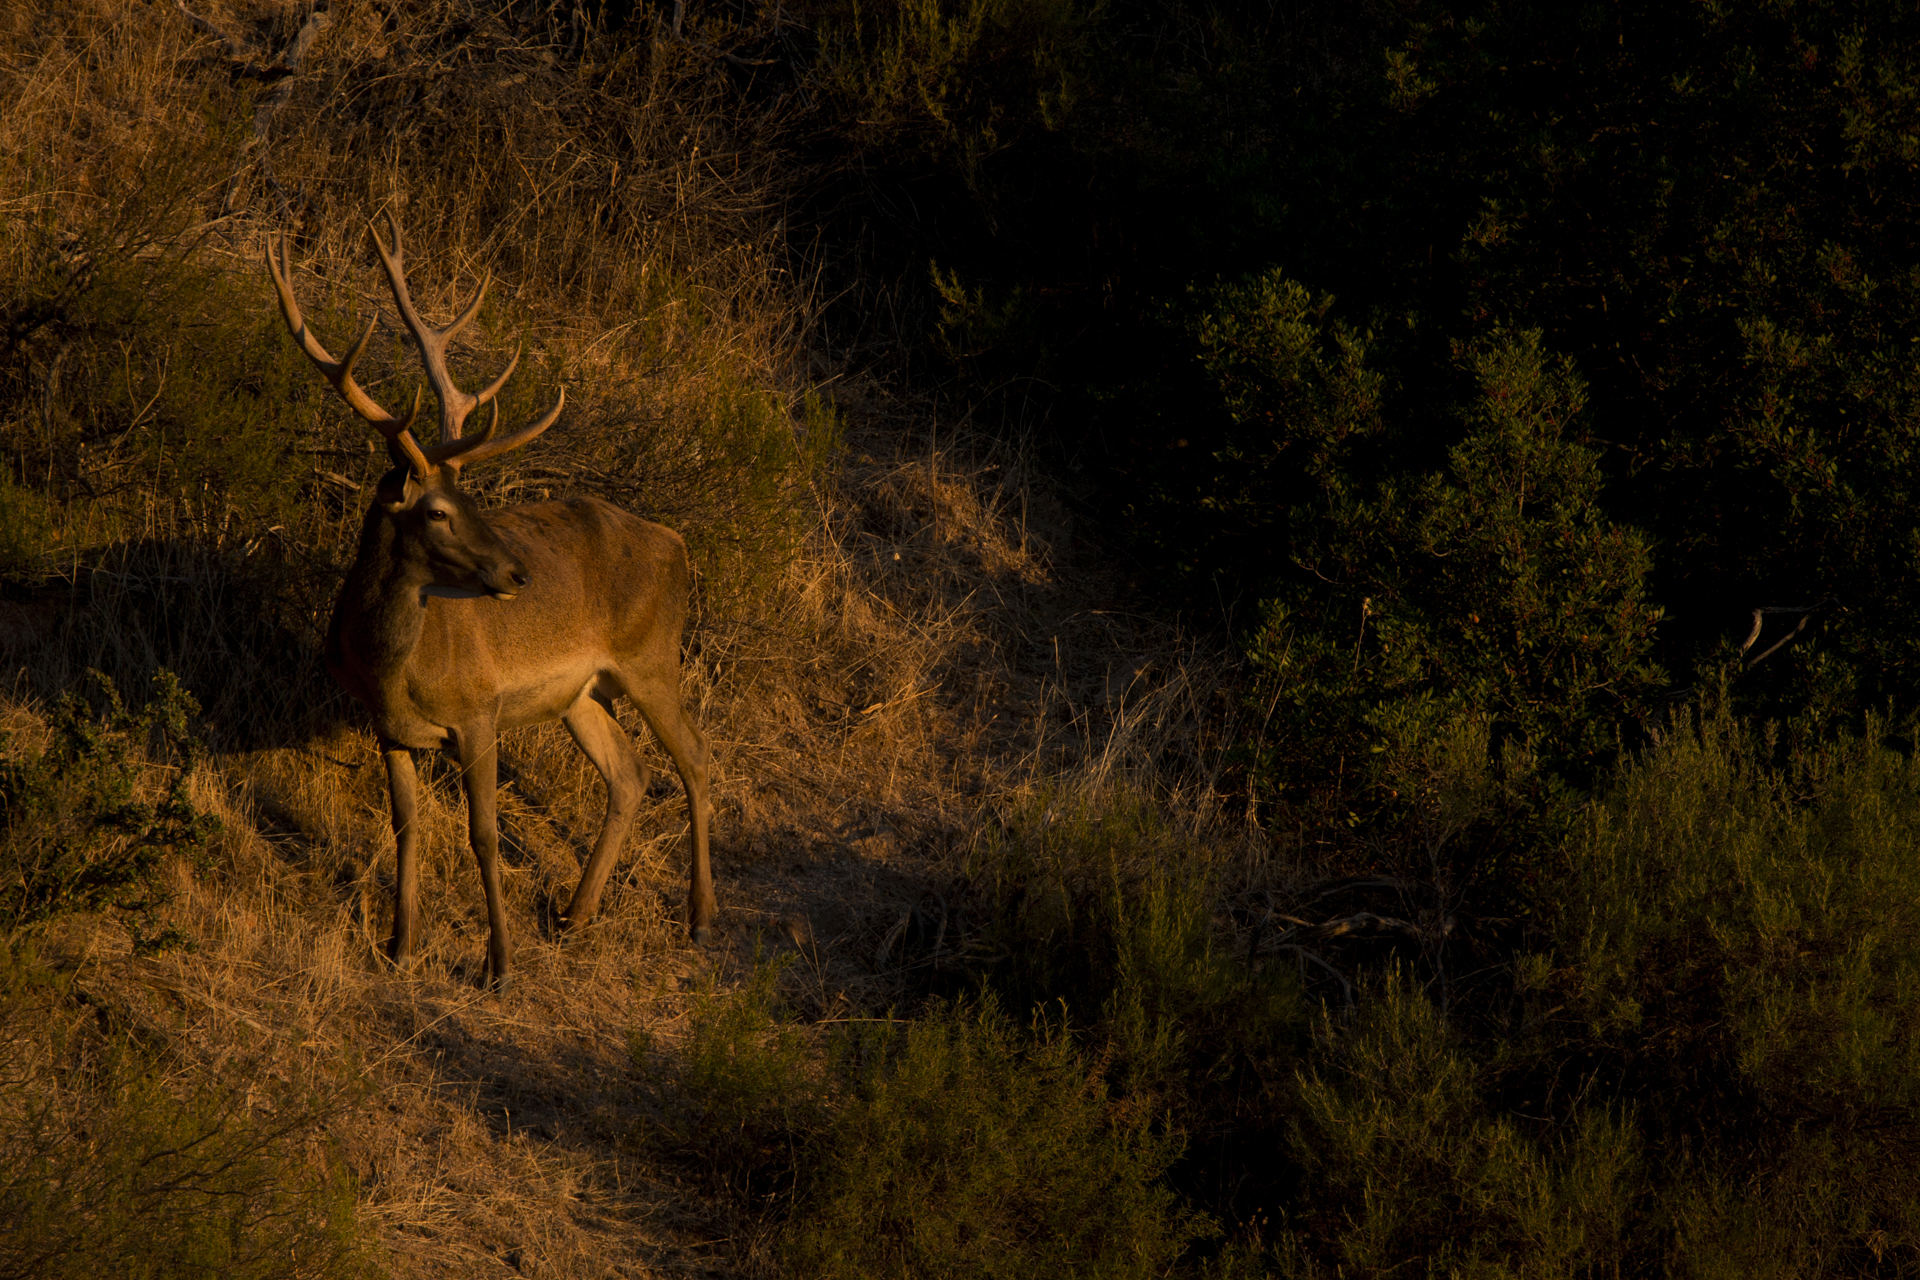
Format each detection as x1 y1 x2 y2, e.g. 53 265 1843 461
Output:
367 213 564 471
266 231 433 478
427 387 568 471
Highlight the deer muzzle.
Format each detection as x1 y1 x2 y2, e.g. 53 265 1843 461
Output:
482 560 531 601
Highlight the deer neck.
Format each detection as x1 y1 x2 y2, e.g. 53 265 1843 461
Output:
326 507 436 712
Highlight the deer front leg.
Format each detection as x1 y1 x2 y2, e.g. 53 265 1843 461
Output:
454 726 513 991
382 742 422 970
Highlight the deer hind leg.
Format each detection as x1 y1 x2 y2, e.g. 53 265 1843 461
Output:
620 669 714 945
453 725 512 991
381 742 423 971
558 688 646 931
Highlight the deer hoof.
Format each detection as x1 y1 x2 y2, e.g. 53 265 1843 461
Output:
691 925 715 948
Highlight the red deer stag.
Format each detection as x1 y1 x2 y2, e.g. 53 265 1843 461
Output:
269 214 714 991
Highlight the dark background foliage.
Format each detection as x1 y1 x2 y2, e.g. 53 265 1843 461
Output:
779 0 1920 1271
813 0 1920 723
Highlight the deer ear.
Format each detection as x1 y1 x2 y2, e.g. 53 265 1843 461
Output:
376 467 421 511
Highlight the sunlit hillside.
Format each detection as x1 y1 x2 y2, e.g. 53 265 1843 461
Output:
0 3 1238 1275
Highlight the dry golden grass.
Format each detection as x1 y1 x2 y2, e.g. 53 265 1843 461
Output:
0 1 1260 1274
6 404 1244 1276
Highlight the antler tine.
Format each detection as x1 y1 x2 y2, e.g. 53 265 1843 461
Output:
472 343 523 408
443 272 491 343
425 400 497 468
266 232 433 478
432 387 566 472
369 212 517 445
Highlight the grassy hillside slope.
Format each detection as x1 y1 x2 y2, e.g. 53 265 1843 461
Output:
0 3 1241 1275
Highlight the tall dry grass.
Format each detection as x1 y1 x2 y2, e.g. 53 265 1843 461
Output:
0 2 1261 1275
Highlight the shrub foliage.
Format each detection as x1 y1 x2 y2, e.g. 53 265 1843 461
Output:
788 997 1201 1280
0 669 217 951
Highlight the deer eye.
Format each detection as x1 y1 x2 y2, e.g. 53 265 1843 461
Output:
427 509 449 522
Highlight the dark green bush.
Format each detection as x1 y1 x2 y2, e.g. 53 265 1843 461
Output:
1568 710 1920 1125
1269 706 1920 1274
1185 279 1663 797
911 714 1920 1274
1099 271 1661 814
786 994 1206 1280
1281 969 1638 1279
1550 707 1920 1269
972 792 1304 1129
0 669 218 952
660 955 823 1208
647 900 1226 1278
1313 0 1920 721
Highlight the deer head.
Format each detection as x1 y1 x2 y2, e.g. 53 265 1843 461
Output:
267 214 565 599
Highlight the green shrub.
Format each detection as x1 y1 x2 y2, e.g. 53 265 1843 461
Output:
1281 968 1638 1279
962 790 1307 1252
1549 707 1920 1268
0 949 373 1280
659 955 823 1207
1568 708 1920 1130
935 715 1920 1273
677 374 842 609
647 916 1223 1276
967 791 1194 1001
971 792 1303 1101
1202 288 1663 797
1657 1135 1920 1280
786 994 1206 1280
0 669 218 952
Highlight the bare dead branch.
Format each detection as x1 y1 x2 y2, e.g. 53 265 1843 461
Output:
1264 911 1425 947
1742 599 1838 668
1276 945 1354 1008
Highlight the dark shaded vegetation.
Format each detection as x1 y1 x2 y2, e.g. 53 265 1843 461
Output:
811 0 1920 721
704 0 1920 1272
672 712 1920 1274
1 670 218 953
648 952 1212 1278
